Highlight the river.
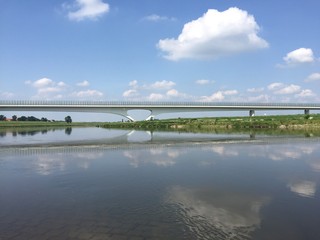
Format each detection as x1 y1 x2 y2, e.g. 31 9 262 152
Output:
1 127 320 240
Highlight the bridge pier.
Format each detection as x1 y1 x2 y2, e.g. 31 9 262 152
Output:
249 110 255 117
304 109 310 115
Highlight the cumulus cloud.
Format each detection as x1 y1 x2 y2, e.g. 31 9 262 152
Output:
148 93 165 101
150 80 176 89
200 90 238 102
123 80 190 101
77 80 90 87
304 73 320 82
66 0 110 21
280 48 315 67
267 82 284 91
274 84 301 95
123 89 139 98
26 77 67 98
157 7 268 61
71 89 103 98
295 89 315 98
143 14 176 22
129 80 138 88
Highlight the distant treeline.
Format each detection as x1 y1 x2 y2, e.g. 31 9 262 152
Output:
0 114 72 123
0 114 52 122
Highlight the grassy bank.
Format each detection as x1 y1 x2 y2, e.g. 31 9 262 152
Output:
102 114 320 133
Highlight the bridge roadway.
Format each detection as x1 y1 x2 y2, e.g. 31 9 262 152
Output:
1 100 320 121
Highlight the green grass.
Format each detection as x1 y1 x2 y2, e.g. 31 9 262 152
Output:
102 114 320 133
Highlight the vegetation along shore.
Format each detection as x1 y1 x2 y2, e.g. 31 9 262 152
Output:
102 114 320 132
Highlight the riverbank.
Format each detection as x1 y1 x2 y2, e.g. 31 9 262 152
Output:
102 114 320 133
0 121 103 128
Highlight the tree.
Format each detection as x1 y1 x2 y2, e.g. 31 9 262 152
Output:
18 116 27 121
12 115 17 121
0 115 6 121
65 116 72 123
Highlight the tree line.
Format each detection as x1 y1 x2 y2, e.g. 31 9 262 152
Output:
0 114 72 123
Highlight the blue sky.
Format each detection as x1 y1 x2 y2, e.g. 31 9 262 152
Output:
1 0 320 120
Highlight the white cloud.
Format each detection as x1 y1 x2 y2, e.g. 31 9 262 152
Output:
123 89 139 98
295 89 315 98
282 48 315 66
200 91 225 102
66 0 110 21
31 78 54 88
166 89 188 98
143 14 176 22
150 80 176 89
148 93 165 101
77 80 90 87
274 84 301 95
129 80 138 88
195 79 212 85
166 89 179 97
304 73 320 82
26 78 67 99
157 7 268 61
71 89 103 98
199 89 239 102
267 82 284 91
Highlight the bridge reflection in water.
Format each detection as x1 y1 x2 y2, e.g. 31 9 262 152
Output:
1 100 320 121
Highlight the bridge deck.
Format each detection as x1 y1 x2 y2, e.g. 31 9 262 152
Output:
1 101 320 121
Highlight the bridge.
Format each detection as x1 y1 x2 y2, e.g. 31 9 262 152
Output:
1 100 320 121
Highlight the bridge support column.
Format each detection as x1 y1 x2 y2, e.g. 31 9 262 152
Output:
249 110 255 117
304 109 310 115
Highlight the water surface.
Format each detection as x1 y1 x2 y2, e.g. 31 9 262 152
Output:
1 127 320 239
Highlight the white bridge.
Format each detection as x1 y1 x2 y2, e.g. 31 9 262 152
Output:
1 100 320 121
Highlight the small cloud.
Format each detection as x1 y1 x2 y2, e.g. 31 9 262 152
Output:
200 89 238 102
143 14 176 22
295 89 315 98
123 89 139 98
195 79 214 85
201 91 225 102
267 82 284 91
157 7 268 61
305 73 320 82
76 80 90 87
26 77 67 99
65 0 110 21
279 48 315 67
166 89 188 98
71 89 103 98
32 78 54 88
274 84 301 95
148 93 165 101
150 80 176 90
129 80 138 88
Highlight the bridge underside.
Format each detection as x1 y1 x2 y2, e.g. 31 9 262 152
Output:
0 106 316 121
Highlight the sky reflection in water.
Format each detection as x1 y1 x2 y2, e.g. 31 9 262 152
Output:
0 128 320 239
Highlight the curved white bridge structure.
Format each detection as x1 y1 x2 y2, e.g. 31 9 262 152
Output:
1 100 320 121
